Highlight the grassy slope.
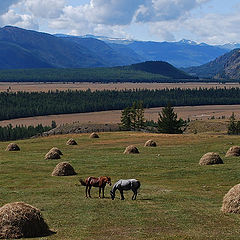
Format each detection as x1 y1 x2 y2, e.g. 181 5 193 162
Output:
1 132 240 239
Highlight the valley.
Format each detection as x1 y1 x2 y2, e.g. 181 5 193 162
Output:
0 104 238 128
1 132 240 239
0 81 240 92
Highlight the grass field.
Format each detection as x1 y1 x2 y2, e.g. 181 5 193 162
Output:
1 132 240 239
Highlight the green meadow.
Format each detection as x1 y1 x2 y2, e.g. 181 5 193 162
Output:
1 132 240 239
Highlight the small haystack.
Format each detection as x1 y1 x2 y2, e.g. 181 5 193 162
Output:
124 145 139 154
49 147 63 155
221 184 240 213
89 132 99 139
0 202 50 239
144 139 157 147
199 152 223 165
51 162 76 176
226 146 240 157
45 151 60 160
5 143 20 151
66 138 77 145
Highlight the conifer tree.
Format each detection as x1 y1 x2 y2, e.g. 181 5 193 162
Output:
157 104 185 134
121 107 132 130
120 102 145 131
228 112 237 135
135 101 145 130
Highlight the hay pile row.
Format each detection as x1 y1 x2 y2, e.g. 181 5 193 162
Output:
124 139 157 154
221 146 240 214
198 145 240 214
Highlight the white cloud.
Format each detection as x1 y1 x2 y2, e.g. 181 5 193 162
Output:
0 9 38 30
0 0 239 44
148 8 240 45
135 0 211 22
184 13 240 44
24 0 65 19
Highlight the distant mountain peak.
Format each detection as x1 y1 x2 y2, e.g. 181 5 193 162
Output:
178 39 198 45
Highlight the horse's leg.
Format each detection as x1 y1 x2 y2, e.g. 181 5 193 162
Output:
102 187 105 198
120 189 125 200
99 187 101 198
88 186 92 198
85 185 88 198
132 189 137 200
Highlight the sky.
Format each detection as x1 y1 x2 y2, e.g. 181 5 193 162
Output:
0 0 239 45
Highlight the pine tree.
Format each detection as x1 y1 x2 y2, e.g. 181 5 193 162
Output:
51 120 57 129
157 104 185 134
130 102 137 130
120 102 145 131
135 101 145 130
120 107 132 130
228 112 237 135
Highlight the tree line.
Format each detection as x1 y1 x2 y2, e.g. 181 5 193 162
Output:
2 88 240 121
121 102 185 134
0 123 55 141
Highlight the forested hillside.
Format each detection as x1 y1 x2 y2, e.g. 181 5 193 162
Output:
1 88 240 120
185 48 240 79
0 61 196 83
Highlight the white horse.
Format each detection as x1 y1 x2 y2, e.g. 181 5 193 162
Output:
110 179 141 200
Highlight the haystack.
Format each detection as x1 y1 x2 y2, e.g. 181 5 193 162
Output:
49 147 63 155
51 162 76 176
199 152 223 165
124 145 139 154
0 202 50 239
66 138 77 145
225 146 240 157
221 184 240 213
89 132 99 139
144 139 157 147
5 143 20 151
45 151 60 160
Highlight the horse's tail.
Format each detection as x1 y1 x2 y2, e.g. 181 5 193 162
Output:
79 178 87 186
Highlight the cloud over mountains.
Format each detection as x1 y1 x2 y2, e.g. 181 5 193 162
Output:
0 0 239 44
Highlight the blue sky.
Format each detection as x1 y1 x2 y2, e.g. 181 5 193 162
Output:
0 0 239 44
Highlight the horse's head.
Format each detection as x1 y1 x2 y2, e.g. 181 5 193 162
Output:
105 176 112 186
110 190 115 200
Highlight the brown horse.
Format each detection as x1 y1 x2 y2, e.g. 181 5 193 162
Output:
79 176 111 198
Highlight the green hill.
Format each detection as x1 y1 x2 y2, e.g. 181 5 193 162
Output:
0 61 196 83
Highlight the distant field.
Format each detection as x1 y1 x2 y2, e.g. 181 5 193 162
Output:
0 82 240 92
0 104 238 127
1 132 240 239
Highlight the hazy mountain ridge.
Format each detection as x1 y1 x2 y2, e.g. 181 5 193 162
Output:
0 26 238 70
0 26 141 69
74 34 230 67
184 49 240 80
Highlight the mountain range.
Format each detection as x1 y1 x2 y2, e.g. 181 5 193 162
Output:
184 48 240 80
0 25 236 70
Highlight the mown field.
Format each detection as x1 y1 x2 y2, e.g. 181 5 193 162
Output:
1 82 240 93
1 132 240 239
